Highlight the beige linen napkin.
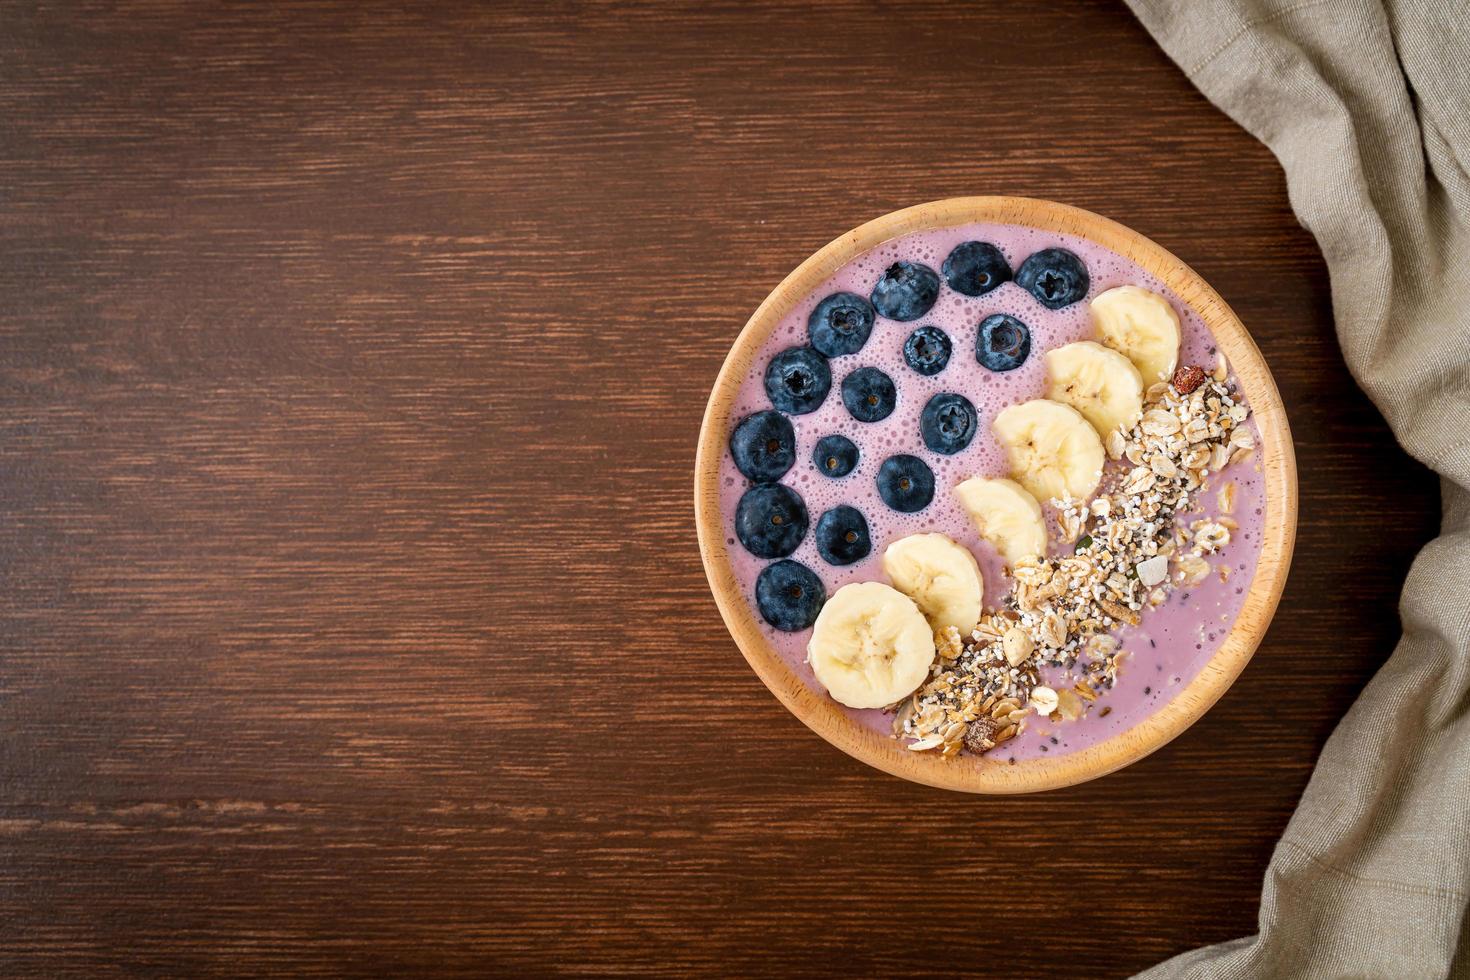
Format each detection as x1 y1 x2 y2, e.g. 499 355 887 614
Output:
1122 0 1470 976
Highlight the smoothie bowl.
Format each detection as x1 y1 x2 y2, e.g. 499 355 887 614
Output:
694 198 1296 793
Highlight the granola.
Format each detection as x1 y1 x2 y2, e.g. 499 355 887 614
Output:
896 368 1253 755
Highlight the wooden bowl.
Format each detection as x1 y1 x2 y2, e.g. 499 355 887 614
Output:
694 197 1297 793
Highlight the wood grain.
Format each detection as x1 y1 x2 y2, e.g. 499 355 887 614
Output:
0 0 1439 975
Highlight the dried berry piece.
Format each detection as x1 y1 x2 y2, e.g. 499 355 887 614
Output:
1172 364 1207 394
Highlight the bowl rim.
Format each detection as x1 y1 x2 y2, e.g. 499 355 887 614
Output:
694 196 1297 794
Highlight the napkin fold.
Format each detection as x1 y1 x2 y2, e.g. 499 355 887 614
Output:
1123 0 1470 975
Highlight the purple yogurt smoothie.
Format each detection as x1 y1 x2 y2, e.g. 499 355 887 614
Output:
719 222 1264 762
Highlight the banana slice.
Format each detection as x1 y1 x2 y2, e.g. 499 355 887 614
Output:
1089 285 1181 384
1045 340 1145 439
881 532 983 636
954 477 1047 565
807 582 935 709
992 399 1105 504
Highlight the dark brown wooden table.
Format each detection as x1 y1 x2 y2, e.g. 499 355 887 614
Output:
0 1 1438 975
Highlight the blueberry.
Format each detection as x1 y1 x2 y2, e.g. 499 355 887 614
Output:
976 313 1031 372
735 483 808 559
870 261 940 321
920 393 977 455
755 559 826 632
812 434 859 478
840 367 896 422
903 325 951 376
942 241 1011 297
876 454 935 513
814 505 871 566
764 346 831 415
1016 247 1089 309
807 292 875 358
729 410 796 482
